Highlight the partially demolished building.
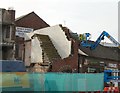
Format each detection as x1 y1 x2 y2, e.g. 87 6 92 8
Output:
24 25 78 72
14 11 120 73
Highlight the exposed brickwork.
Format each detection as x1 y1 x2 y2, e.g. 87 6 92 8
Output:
36 34 61 62
51 40 78 72
24 40 31 66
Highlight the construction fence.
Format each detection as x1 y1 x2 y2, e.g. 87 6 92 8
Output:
0 73 104 92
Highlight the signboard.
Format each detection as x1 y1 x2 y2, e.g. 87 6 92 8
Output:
88 67 96 73
111 80 120 82
16 27 33 38
0 72 30 88
108 63 117 68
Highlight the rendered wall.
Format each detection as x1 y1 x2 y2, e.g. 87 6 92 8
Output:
34 25 71 59
31 37 43 63
24 37 43 66
24 41 31 66
24 32 33 40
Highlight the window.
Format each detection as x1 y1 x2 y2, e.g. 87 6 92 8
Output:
5 26 10 38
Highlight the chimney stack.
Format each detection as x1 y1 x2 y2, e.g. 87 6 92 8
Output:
8 7 15 22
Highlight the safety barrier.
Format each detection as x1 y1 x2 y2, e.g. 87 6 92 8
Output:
104 87 119 93
1 73 104 92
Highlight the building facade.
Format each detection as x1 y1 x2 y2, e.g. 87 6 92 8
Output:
0 8 15 60
79 40 120 72
15 12 50 60
24 25 78 72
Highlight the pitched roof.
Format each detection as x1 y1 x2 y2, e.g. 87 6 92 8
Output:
15 11 50 29
15 11 37 21
79 40 120 61
15 14 27 21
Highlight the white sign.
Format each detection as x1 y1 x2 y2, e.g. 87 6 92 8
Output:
111 80 120 82
108 63 117 68
16 27 33 38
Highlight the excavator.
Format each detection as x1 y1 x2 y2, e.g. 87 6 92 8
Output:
79 31 120 50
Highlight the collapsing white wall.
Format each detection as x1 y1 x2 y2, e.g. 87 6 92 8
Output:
34 25 71 59
24 25 71 59
31 37 43 63
24 37 43 66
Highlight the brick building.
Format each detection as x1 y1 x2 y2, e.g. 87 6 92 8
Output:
79 40 120 73
0 8 15 60
62 27 120 73
15 12 49 30
24 25 79 72
15 12 50 60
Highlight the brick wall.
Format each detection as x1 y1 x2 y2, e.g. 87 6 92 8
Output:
51 40 78 72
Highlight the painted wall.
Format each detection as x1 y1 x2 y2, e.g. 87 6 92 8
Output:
31 37 43 63
24 41 31 66
24 37 43 66
34 25 71 59
24 33 34 40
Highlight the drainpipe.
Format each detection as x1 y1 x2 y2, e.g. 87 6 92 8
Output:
13 43 16 60
78 54 80 73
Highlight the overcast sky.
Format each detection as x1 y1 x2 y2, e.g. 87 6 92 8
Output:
0 0 119 42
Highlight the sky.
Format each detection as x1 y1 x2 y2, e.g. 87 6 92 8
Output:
0 0 119 43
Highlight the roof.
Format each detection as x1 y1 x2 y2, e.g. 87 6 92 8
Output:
15 14 27 21
15 11 36 21
79 40 120 61
78 49 88 56
15 11 50 29
47 26 120 61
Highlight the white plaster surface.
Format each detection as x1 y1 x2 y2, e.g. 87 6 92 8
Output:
31 37 43 63
34 25 71 59
25 25 71 59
